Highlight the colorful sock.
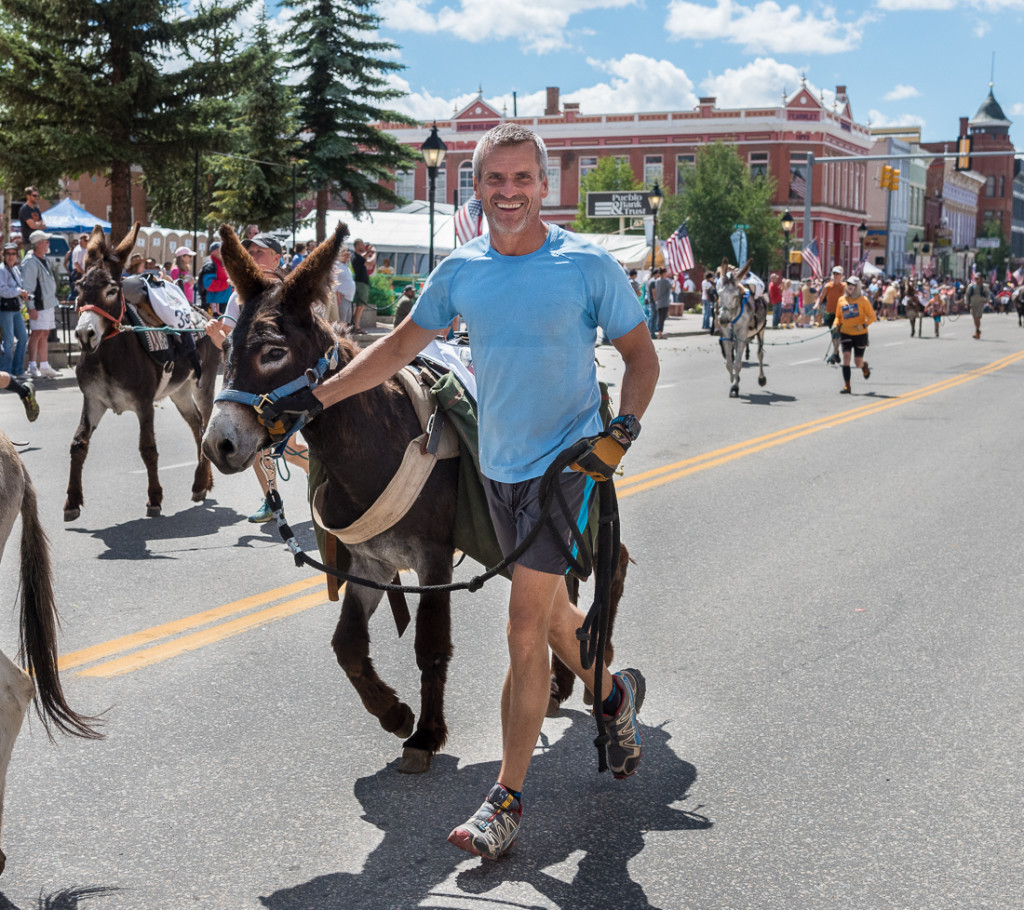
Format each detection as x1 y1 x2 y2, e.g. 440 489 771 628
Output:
602 679 623 716
842 365 851 385
497 782 522 802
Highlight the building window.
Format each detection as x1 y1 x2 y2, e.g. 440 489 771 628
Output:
580 156 598 180
676 154 695 191
986 176 996 197
544 158 560 207
749 152 768 180
434 166 448 206
457 162 474 207
394 169 415 202
644 155 663 187
999 175 1005 198
789 154 808 201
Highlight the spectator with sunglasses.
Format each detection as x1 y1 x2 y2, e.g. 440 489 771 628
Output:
18 186 46 247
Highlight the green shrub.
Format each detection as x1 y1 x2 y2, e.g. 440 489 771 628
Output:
369 274 394 315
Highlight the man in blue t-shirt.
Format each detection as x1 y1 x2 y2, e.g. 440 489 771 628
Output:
274 123 659 860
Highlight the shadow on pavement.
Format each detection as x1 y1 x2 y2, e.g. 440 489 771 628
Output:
0 886 118 909
260 711 710 910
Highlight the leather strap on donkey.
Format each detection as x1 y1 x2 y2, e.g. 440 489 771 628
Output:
264 436 622 773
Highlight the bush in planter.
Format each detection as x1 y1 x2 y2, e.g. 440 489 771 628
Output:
369 274 395 315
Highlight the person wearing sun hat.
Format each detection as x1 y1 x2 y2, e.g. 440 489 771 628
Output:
170 244 196 303
817 264 845 363
833 274 876 394
20 229 62 379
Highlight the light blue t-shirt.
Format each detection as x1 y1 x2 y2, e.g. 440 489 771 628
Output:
411 224 645 483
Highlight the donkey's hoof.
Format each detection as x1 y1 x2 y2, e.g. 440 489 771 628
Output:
729 387 739 398
146 505 162 517
758 376 767 387
381 703 415 739
546 695 560 718
398 747 432 774
191 490 208 503
63 507 80 522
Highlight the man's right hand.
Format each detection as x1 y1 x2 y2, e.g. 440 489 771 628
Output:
257 386 323 437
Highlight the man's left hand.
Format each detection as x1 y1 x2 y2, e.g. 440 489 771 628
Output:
258 386 323 437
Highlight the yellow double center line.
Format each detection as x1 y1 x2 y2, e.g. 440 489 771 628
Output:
616 349 1024 499
67 350 1024 677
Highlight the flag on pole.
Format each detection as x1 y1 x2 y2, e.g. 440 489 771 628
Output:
664 223 695 275
853 249 869 277
789 170 806 200
1007 266 1013 284
802 238 822 279
1014 266 1023 284
453 198 484 245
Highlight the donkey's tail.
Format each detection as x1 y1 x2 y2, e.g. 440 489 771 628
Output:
18 469 103 740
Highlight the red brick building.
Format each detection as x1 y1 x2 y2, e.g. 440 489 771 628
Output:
380 80 873 272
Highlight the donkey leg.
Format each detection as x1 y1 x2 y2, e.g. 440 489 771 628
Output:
331 584 415 742
170 381 214 502
757 332 767 387
137 403 163 516
399 585 454 774
0 649 36 876
63 398 106 521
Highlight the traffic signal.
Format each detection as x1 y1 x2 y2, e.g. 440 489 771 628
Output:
955 136 972 171
890 168 900 191
880 165 893 190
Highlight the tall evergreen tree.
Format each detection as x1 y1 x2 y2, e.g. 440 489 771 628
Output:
281 0 416 241
0 0 252 241
207 9 301 232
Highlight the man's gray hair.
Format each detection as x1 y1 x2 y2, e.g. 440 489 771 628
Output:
472 124 548 181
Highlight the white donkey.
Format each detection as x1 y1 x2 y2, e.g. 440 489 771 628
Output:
0 431 101 874
715 259 768 398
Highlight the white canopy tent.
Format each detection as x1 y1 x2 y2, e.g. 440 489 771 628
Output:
295 204 457 275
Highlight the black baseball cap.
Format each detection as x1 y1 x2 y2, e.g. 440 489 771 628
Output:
243 233 283 256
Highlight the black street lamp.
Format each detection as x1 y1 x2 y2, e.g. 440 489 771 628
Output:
858 221 868 272
911 232 921 277
420 123 447 275
648 181 664 270
781 209 794 279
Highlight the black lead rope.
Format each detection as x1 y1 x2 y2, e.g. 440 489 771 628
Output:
264 437 622 771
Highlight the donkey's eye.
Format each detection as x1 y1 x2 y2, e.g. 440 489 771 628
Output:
261 347 287 365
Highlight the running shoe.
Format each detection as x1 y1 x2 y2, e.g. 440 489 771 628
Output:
19 380 39 422
447 784 522 860
861 362 870 380
248 497 273 523
605 668 646 779
840 386 852 394
38 364 62 379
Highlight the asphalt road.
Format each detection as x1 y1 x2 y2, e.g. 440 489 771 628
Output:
0 311 1022 910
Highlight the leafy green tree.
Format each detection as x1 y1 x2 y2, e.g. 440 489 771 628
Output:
281 0 416 241
660 142 781 275
974 217 1009 276
0 0 252 241
207 9 302 231
571 157 643 234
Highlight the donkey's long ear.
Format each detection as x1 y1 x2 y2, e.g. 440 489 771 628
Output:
112 222 141 266
737 259 751 280
218 223 275 303
282 222 350 311
85 224 107 268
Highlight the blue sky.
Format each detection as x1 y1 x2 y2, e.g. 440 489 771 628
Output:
265 0 1023 143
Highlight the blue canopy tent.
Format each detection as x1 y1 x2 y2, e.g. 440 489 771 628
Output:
42 197 111 234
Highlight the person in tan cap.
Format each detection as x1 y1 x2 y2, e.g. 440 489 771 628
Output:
833 275 876 394
20 230 62 378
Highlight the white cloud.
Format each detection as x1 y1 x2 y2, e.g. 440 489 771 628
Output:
665 0 871 53
973 20 991 34
876 0 1023 8
378 0 638 53
884 84 920 101
388 54 699 119
699 58 804 107
867 109 926 128
1010 103 1024 115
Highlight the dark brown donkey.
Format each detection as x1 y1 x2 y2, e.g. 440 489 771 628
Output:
65 224 222 521
202 224 628 774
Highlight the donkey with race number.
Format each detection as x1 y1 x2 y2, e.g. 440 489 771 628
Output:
201 224 630 774
716 259 767 398
65 224 222 521
0 431 102 874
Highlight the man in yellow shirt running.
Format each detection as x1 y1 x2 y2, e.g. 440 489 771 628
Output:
833 275 877 394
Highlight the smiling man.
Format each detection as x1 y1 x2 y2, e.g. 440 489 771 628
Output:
269 123 660 859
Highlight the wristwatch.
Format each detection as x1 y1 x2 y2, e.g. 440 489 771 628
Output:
609 414 641 442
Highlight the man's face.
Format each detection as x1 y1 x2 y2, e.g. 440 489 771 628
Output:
28 191 39 205
249 244 278 271
80 236 88 247
33 240 49 257
353 241 366 255
474 142 548 238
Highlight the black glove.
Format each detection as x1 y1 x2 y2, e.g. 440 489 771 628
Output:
569 426 631 482
257 386 323 437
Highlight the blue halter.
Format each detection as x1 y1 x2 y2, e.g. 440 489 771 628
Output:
215 342 341 455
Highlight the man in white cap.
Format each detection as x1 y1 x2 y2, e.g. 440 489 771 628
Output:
833 275 876 393
817 264 845 364
20 230 62 378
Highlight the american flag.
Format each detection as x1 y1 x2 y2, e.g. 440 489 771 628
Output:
853 249 869 277
454 198 484 245
664 222 695 275
789 170 806 200
802 238 822 279
1014 266 1023 284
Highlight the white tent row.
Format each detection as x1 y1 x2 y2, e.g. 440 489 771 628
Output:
295 205 457 276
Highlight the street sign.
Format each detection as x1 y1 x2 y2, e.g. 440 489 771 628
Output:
789 250 802 264
976 238 1000 248
733 224 749 230
586 191 652 218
